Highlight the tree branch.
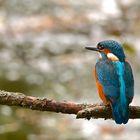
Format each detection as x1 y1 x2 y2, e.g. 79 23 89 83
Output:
0 90 140 120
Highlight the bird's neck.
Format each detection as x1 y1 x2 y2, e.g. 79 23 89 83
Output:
99 52 124 62
107 53 119 61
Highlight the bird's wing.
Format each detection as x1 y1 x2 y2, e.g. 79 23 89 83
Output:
95 59 134 124
95 59 134 104
124 62 134 103
95 59 120 102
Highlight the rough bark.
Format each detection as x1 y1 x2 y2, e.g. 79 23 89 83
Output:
0 90 139 120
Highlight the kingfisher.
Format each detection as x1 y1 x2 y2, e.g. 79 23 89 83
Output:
85 40 134 124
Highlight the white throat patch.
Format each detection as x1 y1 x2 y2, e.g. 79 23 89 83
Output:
98 52 102 58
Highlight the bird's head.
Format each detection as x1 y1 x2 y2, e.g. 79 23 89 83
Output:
86 40 125 62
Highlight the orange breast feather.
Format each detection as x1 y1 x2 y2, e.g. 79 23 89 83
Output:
94 68 108 103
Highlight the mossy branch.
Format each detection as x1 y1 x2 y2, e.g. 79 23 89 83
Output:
0 90 140 120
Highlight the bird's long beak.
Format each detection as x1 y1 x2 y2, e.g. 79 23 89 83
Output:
85 46 100 52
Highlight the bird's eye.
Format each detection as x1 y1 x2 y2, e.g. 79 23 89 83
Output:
98 45 104 50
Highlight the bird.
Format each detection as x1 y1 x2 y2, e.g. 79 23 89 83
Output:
85 40 134 124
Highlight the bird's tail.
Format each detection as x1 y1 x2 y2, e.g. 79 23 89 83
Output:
111 101 129 124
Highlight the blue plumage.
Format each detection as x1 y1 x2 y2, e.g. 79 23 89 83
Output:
113 61 128 124
97 40 126 62
86 40 134 124
96 56 134 124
